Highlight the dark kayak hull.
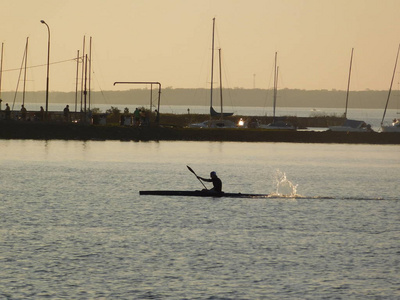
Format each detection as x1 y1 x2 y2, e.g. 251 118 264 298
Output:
139 190 269 198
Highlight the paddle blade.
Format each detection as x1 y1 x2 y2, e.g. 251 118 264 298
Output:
187 165 207 190
187 165 196 175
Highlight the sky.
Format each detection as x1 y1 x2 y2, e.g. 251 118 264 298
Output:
1 0 400 94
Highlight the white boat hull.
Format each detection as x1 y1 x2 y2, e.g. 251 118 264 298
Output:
188 119 237 128
258 120 296 131
381 125 400 132
258 124 296 131
381 119 400 132
329 126 371 132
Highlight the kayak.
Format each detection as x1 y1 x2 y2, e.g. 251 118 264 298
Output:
139 190 270 198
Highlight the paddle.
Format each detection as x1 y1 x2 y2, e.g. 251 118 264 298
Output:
187 165 208 190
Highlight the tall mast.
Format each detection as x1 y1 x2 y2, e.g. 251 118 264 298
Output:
12 40 28 110
218 48 223 118
75 50 79 113
344 48 354 119
0 42 3 109
22 37 29 106
80 36 85 112
381 43 400 126
84 54 88 118
273 52 277 121
89 36 92 111
210 18 215 112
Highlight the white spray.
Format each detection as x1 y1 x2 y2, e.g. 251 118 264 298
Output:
273 169 298 197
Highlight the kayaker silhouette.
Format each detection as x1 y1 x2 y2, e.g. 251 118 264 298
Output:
197 171 222 192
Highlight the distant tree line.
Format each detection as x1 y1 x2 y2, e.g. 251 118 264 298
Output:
1 88 398 109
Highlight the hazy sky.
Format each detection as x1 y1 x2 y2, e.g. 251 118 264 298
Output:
1 0 400 93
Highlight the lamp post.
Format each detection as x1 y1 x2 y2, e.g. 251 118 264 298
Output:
40 20 50 120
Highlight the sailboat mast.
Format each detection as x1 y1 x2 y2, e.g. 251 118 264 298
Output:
381 43 400 126
75 50 79 113
22 37 29 106
344 48 354 119
210 18 215 112
0 42 3 109
80 36 85 112
218 48 223 118
273 52 277 121
84 54 88 116
89 36 92 111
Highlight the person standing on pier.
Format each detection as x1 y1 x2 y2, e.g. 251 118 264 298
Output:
63 105 70 122
5 103 10 120
133 108 140 127
20 105 27 121
39 106 44 121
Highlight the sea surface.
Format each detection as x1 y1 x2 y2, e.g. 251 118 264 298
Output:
0 140 399 299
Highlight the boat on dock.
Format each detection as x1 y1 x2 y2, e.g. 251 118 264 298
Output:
329 48 372 132
259 119 296 131
381 118 400 132
189 18 233 128
258 52 295 131
381 44 400 133
329 119 373 132
208 18 233 118
188 119 236 128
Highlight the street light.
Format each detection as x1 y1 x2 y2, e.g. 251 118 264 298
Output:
40 20 50 119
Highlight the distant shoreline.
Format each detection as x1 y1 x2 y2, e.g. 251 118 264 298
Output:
0 88 397 109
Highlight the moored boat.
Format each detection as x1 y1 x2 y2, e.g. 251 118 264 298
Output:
188 119 237 128
258 52 295 131
381 118 400 132
329 119 373 132
329 49 372 133
189 18 233 128
258 120 296 131
208 19 233 118
381 44 400 132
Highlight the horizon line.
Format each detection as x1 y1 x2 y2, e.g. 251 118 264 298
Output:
0 87 391 93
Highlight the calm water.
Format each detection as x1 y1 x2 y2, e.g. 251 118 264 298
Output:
1 140 399 299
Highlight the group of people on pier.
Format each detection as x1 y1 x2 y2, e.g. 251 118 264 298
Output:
1 102 156 126
1 103 45 121
132 107 150 127
0 102 74 122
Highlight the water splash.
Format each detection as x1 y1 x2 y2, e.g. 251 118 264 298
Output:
272 170 299 198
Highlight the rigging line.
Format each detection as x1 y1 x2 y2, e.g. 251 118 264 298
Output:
2 57 81 72
262 56 276 116
220 51 235 109
12 44 27 111
381 43 400 125
91 69 109 104
89 47 109 103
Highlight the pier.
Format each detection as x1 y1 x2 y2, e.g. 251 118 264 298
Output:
0 120 399 144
